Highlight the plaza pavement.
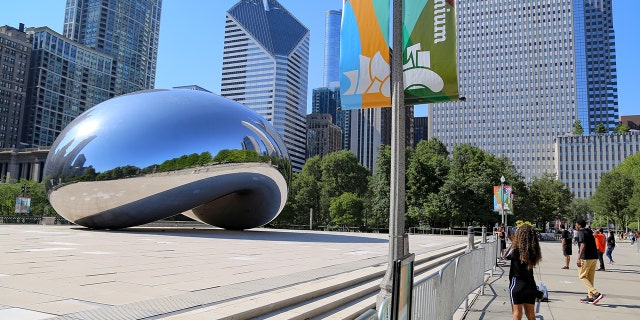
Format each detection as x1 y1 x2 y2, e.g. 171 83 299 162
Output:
462 238 640 320
0 224 468 319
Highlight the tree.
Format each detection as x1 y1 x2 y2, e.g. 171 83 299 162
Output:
613 122 630 134
438 145 504 226
573 119 584 135
367 145 391 228
527 173 574 227
293 156 323 225
594 123 607 135
320 150 369 210
611 152 640 228
0 180 53 216
568 198 592 225
406 138 450 225
591 171 634 231
329 192 364 227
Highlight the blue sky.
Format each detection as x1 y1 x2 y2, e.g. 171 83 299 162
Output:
1 0 637 116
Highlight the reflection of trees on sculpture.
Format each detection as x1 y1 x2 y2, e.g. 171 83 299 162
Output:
157 152 213 172
213 149 260 163
49 150 291 186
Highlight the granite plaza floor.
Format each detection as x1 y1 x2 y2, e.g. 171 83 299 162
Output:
0 224 468 319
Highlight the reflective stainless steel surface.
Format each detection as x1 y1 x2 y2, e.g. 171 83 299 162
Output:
44 89 291 230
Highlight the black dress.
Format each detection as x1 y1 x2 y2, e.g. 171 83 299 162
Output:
505 248 537 304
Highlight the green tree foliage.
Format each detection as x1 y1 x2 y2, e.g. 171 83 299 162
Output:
275 152 368 227
527 173 574 226
573 119 584 135
0 180 54 216
211 150 259 164
274 156 323 226
612 152 640 223
367 145 391 228
591 170 634 229
319 151 369 224
436 145 515 227
594 123 607 135
568 198 592 224
406 138 450 226
613 122 630 134
294 156 323 224
329 192 364 226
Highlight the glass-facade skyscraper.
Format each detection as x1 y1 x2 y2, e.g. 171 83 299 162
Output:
221 0 309 172
323 10 342 88
23 27 116 147
429 0 618 181
62 0 162 95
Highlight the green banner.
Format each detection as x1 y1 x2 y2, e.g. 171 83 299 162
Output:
403 0 459 104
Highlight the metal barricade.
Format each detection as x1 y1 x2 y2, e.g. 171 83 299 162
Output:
409 240 496 320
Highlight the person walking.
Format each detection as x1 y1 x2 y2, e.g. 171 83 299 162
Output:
497 225 507 258
606 230 616 264
560 224 572 269
575 219 604 304
594 228 606 271
504 224 542 320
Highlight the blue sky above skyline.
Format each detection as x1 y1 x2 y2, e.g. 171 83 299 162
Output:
1 0 637 117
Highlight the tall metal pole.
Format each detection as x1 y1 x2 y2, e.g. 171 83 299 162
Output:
500 175 506 227
378 0 406 308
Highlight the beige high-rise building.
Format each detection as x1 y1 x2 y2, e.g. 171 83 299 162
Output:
429 0 619 181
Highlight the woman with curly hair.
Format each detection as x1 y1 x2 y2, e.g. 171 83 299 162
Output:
504 224 542 320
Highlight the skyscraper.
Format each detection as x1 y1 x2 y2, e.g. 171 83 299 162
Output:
62 0 162 95
306 113 342 158
314 9 348 152
221 0 309 172
429 0 619 181
23 27 116 147
0 25 31 148
323 10 342 88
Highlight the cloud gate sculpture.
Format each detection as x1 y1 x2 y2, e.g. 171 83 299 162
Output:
43 89 291 230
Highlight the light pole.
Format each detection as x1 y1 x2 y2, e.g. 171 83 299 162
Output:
500 175 506 227
378 0 407 308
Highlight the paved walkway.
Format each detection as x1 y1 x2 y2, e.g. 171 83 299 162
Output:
0 225 468 319
463 238 640 320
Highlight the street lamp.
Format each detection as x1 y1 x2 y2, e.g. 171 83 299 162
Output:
500 175 506 227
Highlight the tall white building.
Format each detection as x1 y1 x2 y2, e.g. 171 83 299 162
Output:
429 0 619 181
221 0 309 172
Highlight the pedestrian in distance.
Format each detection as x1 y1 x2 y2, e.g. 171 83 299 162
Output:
606 230 616 264
560 224 572 269
504 224 542 320
497 225 507 258
594 228 606 271
575 219 604 304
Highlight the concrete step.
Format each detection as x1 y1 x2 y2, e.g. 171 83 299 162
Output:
164 243 470 320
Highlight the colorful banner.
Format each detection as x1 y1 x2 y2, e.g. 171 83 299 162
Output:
493 186 513 214
340 0 391 109
403 0 459 103
339 0 459 109
15 197 31 214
